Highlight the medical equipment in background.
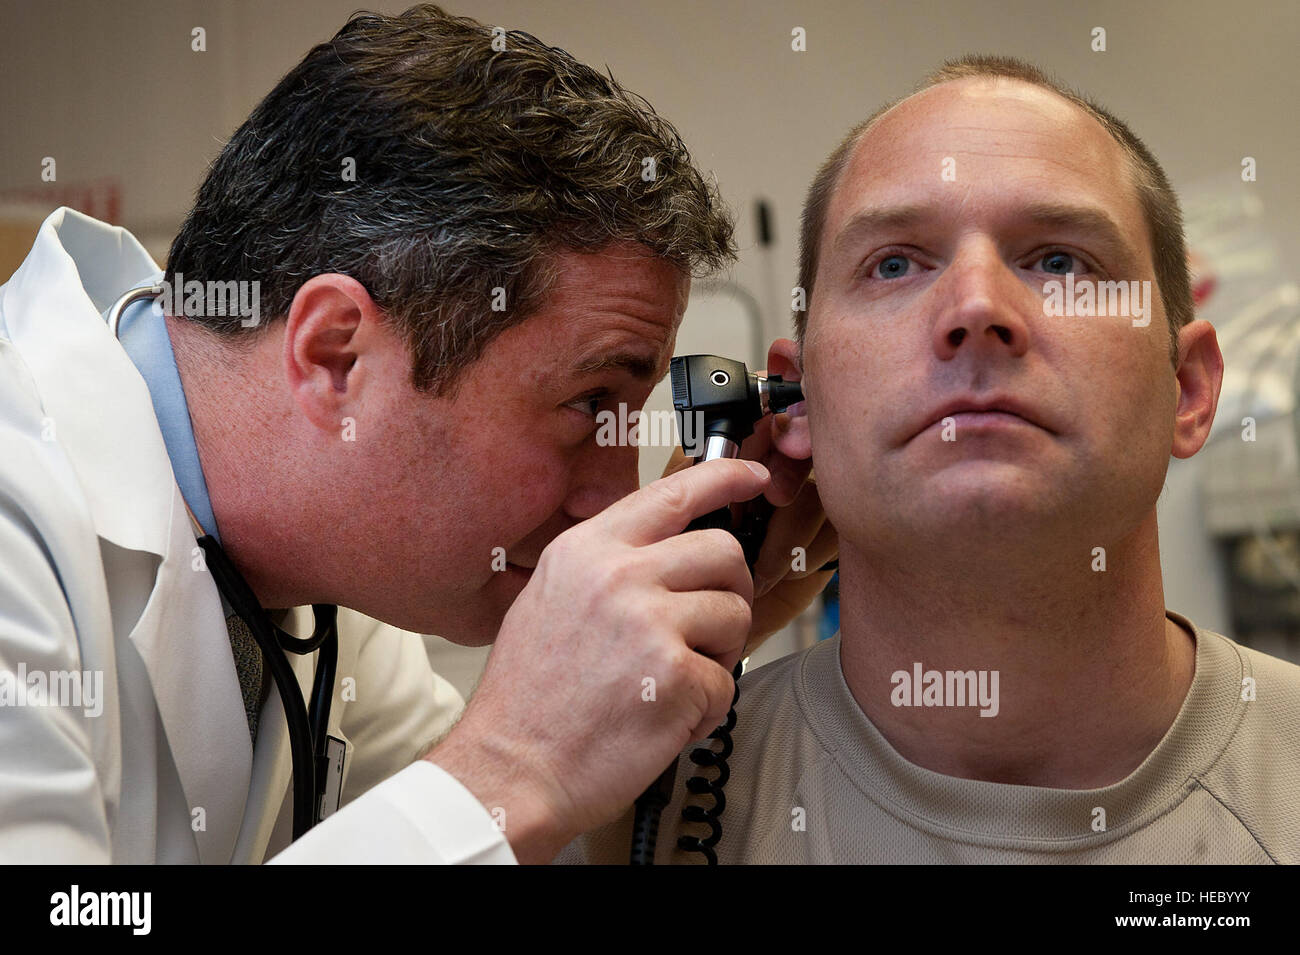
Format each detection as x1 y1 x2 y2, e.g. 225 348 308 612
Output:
107 283 344 841
1184 180 1300 663
629 355 804 866
1197 281 1300 659
682 201 785 382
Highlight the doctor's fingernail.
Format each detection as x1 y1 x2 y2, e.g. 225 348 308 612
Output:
743 460 770 479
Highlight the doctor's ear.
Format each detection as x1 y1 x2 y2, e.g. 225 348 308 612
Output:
766 338 811 461
283 274 387 433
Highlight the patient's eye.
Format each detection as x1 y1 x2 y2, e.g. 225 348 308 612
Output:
876 254 911 279
1038 251 1080 275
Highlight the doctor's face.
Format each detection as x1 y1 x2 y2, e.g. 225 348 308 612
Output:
365 243 686 644
795 78 1181 560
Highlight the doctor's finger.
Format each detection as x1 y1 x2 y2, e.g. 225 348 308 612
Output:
664 589 751 672
739 414 812 507
598 457 769 547
649 529 753 603
788 519 838 579
751 481 828 593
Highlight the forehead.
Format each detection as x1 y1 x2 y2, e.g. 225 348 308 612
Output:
506 242 689 387
825 77 1146 251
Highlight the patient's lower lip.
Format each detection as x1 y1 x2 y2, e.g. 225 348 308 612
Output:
951 410 1030 425
925 411 1037 433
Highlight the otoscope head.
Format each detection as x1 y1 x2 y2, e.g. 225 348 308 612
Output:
669 355 804 460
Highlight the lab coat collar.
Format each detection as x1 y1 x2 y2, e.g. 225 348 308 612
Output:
2 207 172 556
1 208 255 862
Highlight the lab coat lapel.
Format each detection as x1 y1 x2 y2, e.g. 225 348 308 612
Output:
127 489 255 864
2 208 255 863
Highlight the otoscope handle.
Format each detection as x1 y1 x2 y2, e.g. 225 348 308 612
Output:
686 506 733 534
629 503 735 864
629 764 676 864
631 356 803 864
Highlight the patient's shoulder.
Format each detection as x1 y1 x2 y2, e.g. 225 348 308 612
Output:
1225 633 1300 747
737 636 832 711
1193 627 1300 861
1197 625 1300 733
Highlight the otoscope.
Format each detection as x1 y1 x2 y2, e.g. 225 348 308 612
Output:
628 355 803 865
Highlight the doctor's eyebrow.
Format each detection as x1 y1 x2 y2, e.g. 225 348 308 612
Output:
572 350 663 380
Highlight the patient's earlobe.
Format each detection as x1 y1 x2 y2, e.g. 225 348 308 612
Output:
767 338 812 461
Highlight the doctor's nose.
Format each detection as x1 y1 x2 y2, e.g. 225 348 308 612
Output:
932 242 1032 362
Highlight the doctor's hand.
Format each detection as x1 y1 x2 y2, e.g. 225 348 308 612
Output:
425 457 769 864
660 410 838 657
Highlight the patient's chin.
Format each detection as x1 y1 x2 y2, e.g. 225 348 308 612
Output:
872 479 1074 549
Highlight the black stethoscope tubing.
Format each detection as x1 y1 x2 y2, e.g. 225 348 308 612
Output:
197 534 338 841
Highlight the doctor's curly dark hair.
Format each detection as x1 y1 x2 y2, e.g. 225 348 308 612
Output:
166 3 734 395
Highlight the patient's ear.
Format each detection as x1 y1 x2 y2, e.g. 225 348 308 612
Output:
767 338 811 461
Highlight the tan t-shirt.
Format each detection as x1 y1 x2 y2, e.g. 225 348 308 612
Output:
558 611 1300 864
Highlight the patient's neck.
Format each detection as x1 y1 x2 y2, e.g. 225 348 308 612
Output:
836 508 1195 789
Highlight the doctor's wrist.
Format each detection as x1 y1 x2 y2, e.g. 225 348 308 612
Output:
425 730 575 865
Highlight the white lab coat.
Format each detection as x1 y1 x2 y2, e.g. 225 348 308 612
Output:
0 208 513 863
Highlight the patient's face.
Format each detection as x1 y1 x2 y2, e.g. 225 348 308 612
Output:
802 78 1178 557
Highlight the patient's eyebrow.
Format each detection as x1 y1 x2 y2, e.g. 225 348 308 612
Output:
832 204 935 255
831 200 1140 265
1016 202 1138 264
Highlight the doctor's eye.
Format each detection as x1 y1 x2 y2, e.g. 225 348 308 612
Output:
565 391 607 418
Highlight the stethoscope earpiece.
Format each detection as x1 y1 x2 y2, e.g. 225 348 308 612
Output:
106 283 165 339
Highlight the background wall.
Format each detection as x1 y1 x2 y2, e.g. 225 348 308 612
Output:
4 1 1296 289
4 0 1297 693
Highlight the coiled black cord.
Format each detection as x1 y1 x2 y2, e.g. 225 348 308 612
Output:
627 496 773 865
675 660 742 864
673 499 770 864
